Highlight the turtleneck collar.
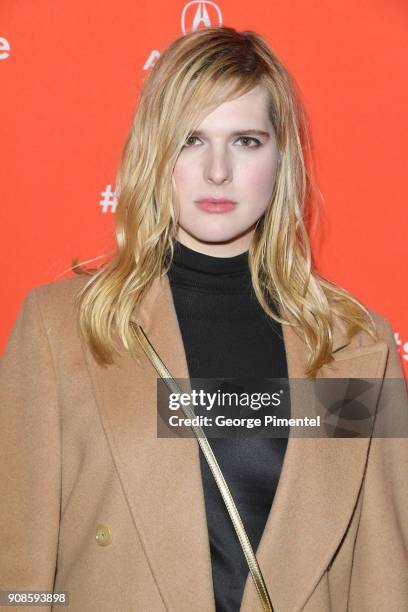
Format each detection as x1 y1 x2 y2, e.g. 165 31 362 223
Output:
166 240 252 293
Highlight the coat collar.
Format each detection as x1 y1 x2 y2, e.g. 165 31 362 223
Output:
133 274 353 354
84 273 389 612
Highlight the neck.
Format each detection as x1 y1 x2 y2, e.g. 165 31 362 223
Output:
175 228 254 258
166 239 252 294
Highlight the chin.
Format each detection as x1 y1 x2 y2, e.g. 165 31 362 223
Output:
183 225 247 245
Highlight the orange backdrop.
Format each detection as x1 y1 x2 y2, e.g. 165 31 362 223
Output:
1 1 407 373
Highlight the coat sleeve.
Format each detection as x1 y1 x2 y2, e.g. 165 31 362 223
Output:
348 316 408 610
0 288 61 610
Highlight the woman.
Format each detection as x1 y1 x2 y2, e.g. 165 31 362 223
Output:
1 26 407 612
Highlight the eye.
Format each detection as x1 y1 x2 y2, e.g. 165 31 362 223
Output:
183 135 201 147
182 134 262 148
235 136 261 147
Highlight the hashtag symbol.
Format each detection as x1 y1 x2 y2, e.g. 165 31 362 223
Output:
100 184 119 213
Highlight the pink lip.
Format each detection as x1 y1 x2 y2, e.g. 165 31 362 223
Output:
196 198 237 213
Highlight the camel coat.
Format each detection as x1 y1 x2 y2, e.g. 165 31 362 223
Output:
0 273 407 612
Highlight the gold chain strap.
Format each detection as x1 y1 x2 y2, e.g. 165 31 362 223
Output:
130 321 274 612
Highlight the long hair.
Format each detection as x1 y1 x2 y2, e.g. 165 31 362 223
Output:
73 25 378 378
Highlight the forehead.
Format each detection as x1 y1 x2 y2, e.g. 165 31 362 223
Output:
197 85 271 129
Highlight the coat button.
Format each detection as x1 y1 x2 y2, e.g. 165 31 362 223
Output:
95 524 112 546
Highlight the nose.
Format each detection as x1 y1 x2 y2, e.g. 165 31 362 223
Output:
204 147 232 185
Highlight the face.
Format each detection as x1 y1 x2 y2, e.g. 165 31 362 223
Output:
172 84 279 257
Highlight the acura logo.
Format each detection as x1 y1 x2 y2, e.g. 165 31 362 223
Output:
181 1 223 34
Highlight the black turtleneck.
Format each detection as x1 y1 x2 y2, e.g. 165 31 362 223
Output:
167 240 289 612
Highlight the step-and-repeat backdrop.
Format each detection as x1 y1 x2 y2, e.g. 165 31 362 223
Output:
1 1 407 373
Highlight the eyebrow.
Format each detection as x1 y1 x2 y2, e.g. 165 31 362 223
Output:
189 129 271 138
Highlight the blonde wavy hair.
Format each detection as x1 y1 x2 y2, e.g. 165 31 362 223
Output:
73 25 378 378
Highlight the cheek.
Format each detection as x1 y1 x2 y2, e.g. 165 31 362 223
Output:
237 156 278 218
172 159 196 194
241 156 278 195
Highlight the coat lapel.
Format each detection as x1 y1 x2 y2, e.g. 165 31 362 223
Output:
83 273 389 612
83 273 215 611
239 307 389 612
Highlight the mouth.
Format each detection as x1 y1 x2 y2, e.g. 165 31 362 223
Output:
195 198 237 214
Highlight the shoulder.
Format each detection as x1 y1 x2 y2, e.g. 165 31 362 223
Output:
360 306 396 347
320 295 400 363
32 273 90 315
16 274 92 345
343 303 404 378
33 272 91 302
2 274 94 370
